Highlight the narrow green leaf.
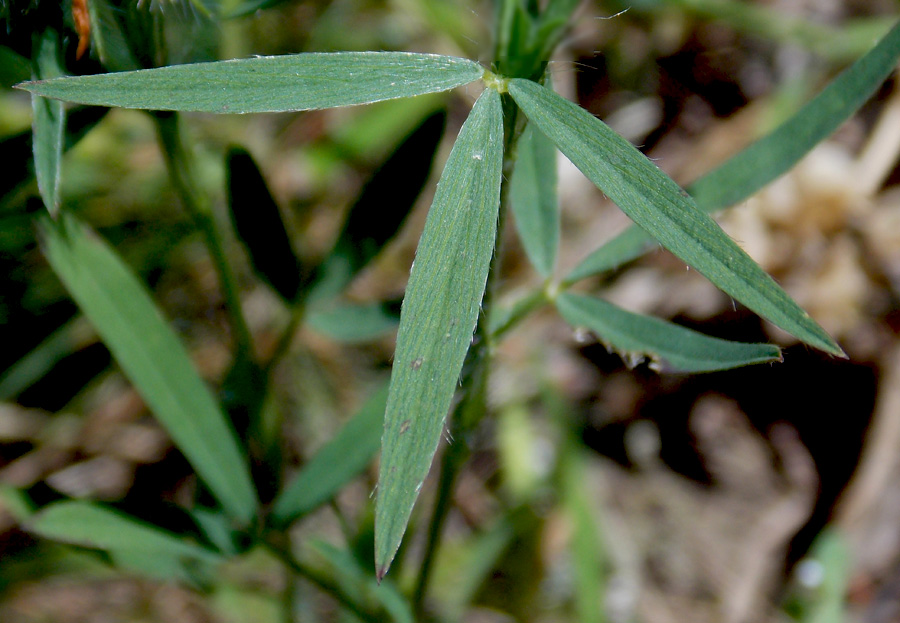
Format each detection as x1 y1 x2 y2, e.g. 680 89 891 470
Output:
567 18 900 282
338 109 446 271
0 317 92 401
0 45 30 87
797 530 851 623
494 0 521 74
535 0 585 56
2 106 107 207
226 0 289 18
329 94 444 159
29 501 220 575
375 88 504 579
86 0 141 72
227 146 304 302
17 52 485 114
272 383 388 525
560 440 605 623
489 289 547 339
31 30 65 216
317 110 447 295
191 507 241 555
557 292 781 372
564 225 648 283
508 78 842 357
511 124 559 278
0 486 36 523
39 214 257 523
29 501 219 558
660 0 892 62
691 18 900 212
431 517 516 623
307 301 399 343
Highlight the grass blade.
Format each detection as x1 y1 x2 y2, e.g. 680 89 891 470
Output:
556 293 782 372
511 123 559 278
272 383 388 526
31 30 65 216
508 78 842 357
375 88 504 579
30 500 220 559
17 52 485 114
39 214 257 523
29 501 220 579
566 18 900 282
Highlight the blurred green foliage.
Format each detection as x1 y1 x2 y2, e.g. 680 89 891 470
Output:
0 0 897 621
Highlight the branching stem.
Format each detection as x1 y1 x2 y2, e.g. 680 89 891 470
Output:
154 111 255 362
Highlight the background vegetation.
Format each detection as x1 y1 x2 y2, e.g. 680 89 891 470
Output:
2 0 900 621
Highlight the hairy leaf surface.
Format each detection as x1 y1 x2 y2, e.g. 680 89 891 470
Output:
18 52 484 113
511 123 559 278
508 78 842 356
375 88 503 578
556 293 782 372
566 19 900 282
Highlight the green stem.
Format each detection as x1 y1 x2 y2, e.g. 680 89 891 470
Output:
264 539 385 623
281 570 297 623
153 111 255 361
410 414 471 619
411 92 526 618
490 288 550 341
263 300 306 377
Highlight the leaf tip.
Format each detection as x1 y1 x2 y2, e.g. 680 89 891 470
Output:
811 330 847 360
14 80 41 93
376 564 389 584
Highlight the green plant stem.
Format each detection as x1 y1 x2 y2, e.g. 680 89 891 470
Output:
328 498 354 544
410 412 471 619
490 288 550 341
153 111 255 361
493 0 518 75
282 570 297 623
263 300 307 377
411 93 525 618
264 538 385 623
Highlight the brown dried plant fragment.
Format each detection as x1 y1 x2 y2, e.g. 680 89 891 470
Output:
73 0 91 60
